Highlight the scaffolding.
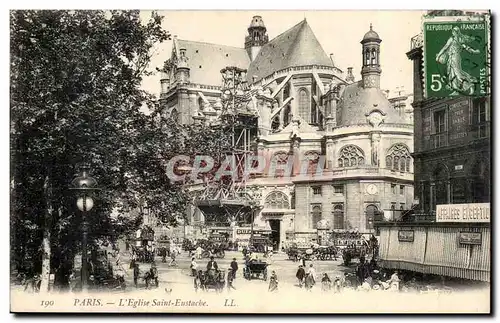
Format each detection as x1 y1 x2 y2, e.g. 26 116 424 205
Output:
194 66 261 227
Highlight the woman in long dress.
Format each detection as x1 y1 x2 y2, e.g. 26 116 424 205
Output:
436 26 481 95
268 271 278 292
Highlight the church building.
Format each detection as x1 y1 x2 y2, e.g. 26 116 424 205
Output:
159 16 414 248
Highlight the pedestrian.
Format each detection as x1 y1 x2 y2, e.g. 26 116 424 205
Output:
206 256 218 271
150 263 159 288
133 263 140 288
169 250 178 267
295 265 306 287
307 264 317 285
190 257 198 277
230 258 238 280
130 251 136 269
321 273 332 291
268 271 278 292
302 256 306 268
227 268 236 291
196 245 203 260
333 275 342 293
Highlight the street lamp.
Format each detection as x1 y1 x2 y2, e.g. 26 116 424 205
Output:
70 164 100 292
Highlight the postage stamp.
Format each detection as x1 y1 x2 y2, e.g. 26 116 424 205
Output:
423 13 491 98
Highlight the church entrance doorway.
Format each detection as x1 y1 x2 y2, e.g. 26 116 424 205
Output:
268 219 281 251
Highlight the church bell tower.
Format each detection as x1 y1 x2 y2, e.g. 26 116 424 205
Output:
361 24 382 89
245 15 269 61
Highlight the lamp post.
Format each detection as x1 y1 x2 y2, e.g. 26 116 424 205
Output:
70 164 100 292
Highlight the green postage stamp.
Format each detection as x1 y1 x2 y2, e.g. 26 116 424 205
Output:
423 13 490 98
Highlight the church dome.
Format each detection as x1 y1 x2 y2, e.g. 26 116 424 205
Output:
249 16 266 29
362 24 381 43
337 81 407 126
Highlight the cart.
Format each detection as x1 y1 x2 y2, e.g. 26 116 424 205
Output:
243 260 269 281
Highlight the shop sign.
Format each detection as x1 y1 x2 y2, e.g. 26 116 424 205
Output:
458 232 482 245
398 230 414 242
436 203 490 223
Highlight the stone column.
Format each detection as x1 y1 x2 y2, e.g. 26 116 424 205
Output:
289 77 297 118
430 183 435 215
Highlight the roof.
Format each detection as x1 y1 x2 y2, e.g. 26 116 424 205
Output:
247 19 332 82
249 16 266 29
362 25 381 43
337 81 407 126
177 39 251 86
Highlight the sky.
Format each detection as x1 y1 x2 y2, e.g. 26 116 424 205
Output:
139 10 426 97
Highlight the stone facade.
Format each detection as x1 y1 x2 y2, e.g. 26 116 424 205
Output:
160 16 414 249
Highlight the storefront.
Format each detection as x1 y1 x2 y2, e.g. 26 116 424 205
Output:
376 203 491 282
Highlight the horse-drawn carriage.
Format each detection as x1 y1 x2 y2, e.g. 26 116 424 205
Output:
194 269 225 293
243 260 269 281
314 245 339 260
197 239 226 258
342 245 368 266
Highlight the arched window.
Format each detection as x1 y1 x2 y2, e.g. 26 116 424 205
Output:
170 108 179 123
386 144 412 172
198 97 204 110
365 205 378 230
264 191 290 209
338 145 365 168
283 104 291 127
371 48 377 65
333 204 344 229
298 88 310 123
365 50 370 66
311 205 322 229
304 151 320 176
385 156 392 169
271 151 289 178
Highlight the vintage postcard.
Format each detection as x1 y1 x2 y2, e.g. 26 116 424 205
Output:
10 9 491 314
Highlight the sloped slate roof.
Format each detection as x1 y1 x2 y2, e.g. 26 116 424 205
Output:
177 39 251 86
338 81 408 126
247 19 333 82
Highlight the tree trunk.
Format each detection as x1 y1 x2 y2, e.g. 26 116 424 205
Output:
39 175 53 293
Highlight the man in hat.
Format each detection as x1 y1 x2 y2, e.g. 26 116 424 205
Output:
207 256 218 271
133 263 140 288
230 258 238 281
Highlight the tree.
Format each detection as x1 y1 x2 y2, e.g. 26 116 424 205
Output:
10 10 190 291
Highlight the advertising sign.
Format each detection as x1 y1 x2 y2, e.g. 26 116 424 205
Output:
436 203 490 223
458 232 482 245
398 230 414 242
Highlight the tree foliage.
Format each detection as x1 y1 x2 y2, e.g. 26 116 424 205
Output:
10 10 228 284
